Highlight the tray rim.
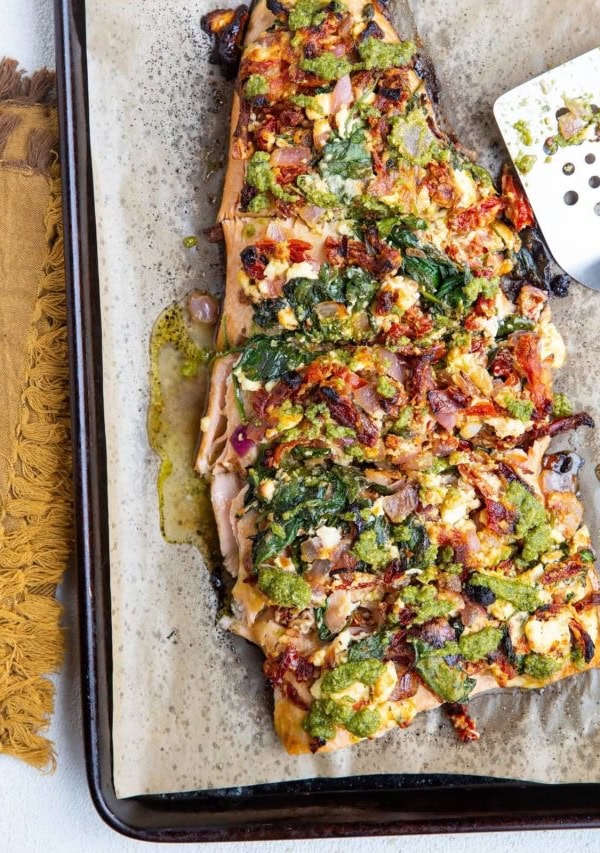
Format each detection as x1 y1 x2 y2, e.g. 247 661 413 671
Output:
55 0 600 841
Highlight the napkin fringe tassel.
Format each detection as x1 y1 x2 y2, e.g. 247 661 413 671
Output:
0 58 55 105
0 155 72 771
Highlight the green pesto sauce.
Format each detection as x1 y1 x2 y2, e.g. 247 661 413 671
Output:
459 626 503 661
515 152 537 174
296 174 339 207
351 528 394 569
553 392 573 417
469 571 547 612
258 566 311 608
345 706 381 737
414 654 475 703
358 36 416 70
463 276 499 305
321 658 385 694
522 652 562 679
247 152 299 203
506 480 553 562
290 94 325 115
148 300 218 564
400 583 453 625
302 697 381 740
248 192 270 212
513 119 533 146
501 394 534 422
388 109 441 167
288 0 330 30
300 52 354 81
388 405 413 436
376 375 397 399
244 74 269 98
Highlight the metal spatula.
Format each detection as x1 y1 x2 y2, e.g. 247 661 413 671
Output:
494 47 600 291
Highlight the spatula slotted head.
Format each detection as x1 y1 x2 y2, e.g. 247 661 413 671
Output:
494 47 600 291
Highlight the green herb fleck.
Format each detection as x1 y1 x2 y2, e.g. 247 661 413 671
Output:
579 549 595 563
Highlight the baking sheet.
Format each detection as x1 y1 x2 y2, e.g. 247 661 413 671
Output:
85 0 600 798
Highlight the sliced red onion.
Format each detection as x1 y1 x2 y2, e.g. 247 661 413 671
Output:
413 617 455 649
270 145 312 167
379 349 407 382
331 74 353 114
301 537 322 563
389 670 419 702
315 301 347 320
354 384 384 416
324 590 355 635
266 221 285 242
188 290 219 324
381 483 418 523
302 204 325 225
304 560 332 590
427 389 462 432
230 425 256 457
465 528 481 555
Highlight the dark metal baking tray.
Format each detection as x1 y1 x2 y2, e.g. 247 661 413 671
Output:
55 0 600 841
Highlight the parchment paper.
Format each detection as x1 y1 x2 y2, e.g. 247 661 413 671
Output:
86 0 600 798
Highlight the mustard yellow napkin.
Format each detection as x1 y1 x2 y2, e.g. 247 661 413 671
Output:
0 58 71 770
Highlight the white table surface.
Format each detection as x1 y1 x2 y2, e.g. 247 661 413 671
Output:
1 2 599 851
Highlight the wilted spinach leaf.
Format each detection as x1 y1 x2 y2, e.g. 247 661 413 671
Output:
347 630 392 662
236 335 309 382
321 128 373 180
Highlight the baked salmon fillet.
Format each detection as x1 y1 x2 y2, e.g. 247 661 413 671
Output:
197 0 599 754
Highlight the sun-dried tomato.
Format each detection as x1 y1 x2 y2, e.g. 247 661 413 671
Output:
501 168 535 231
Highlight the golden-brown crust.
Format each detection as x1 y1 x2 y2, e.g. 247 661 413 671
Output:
217 89 246 223
218 216 257 347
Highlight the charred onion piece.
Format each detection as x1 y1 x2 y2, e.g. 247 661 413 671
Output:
569 619 596 664
200 6 249 78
